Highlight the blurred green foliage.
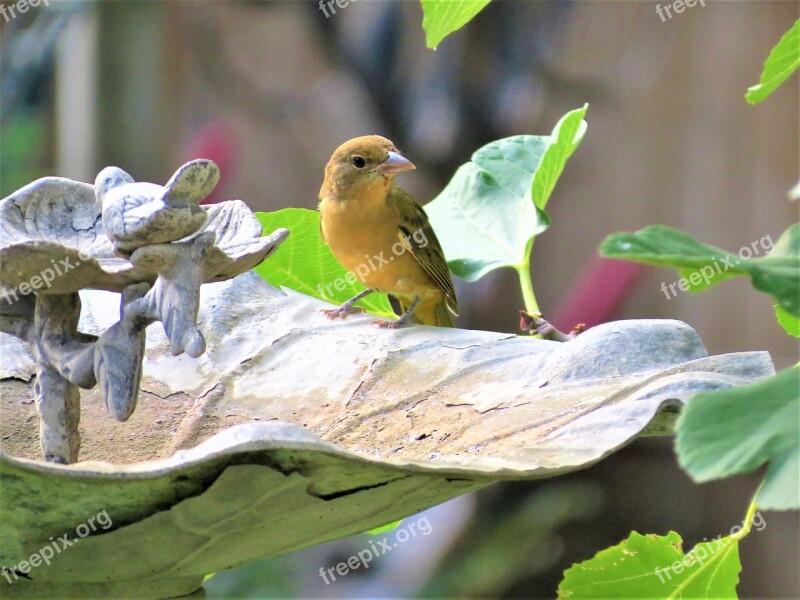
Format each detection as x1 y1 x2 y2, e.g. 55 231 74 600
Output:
1 112 46 198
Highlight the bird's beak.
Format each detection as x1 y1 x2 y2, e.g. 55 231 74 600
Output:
378 151 416 175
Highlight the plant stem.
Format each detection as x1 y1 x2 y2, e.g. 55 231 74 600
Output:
731 485 762 542
516 259 539 315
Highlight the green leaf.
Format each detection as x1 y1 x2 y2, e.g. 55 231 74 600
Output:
676 368 800 510
746 19 800 104
759 446 800 510
420 0 492 49
533 104 589 211
600 223 800 317
253 208 394 318
426 106 588 282
367 519 403 535
557 530 741 598
775 304 800 337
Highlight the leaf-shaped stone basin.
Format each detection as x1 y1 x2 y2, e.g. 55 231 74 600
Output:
0 178 276 294
0 273 774 598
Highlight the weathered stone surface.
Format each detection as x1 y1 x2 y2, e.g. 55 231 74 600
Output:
0 272 774 598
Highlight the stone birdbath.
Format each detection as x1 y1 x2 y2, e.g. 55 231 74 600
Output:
0 167 775 598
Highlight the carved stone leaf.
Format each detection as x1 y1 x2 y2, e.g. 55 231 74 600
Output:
200 199 262 247
0 177 284 293
0 273 774 597
0 177 143 293
0 178 108 255
192 200 290 282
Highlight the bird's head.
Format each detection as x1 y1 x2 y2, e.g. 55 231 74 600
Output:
94 167 135 206
320 135 415 200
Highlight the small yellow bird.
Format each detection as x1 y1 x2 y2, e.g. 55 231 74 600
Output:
318 135 458 328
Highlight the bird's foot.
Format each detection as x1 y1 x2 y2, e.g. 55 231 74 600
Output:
373 296 420 329
320 304 365 320
519 310 585 342
372 319 407 329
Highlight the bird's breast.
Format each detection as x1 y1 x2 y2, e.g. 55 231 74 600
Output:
319 196 435 295
321 199 397 266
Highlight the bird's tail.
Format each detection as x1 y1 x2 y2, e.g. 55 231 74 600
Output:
432 301 455 327
392 295 455 327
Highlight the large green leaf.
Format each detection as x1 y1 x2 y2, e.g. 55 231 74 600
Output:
746 19 800 104
600 223 800 317
557 530 741 598
774 304 800 338
420 0 492 49
533 106 589 212
426 106 588 282
676 368 800 510
253 208 394 318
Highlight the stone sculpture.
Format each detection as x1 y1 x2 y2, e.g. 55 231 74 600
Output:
0 160 288 464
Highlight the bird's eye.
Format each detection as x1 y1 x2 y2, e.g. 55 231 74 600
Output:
352 156 366 168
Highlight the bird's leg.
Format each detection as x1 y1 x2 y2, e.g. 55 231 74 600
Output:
374 296 422 329
321 289 373 320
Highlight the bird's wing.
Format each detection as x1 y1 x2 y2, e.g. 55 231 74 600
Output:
387 187 458 315
163 159 220 204
317 200 328 244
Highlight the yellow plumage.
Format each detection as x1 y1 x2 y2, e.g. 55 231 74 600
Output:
318 135 457 327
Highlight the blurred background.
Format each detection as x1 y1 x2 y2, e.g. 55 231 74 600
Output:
1 0 798 597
